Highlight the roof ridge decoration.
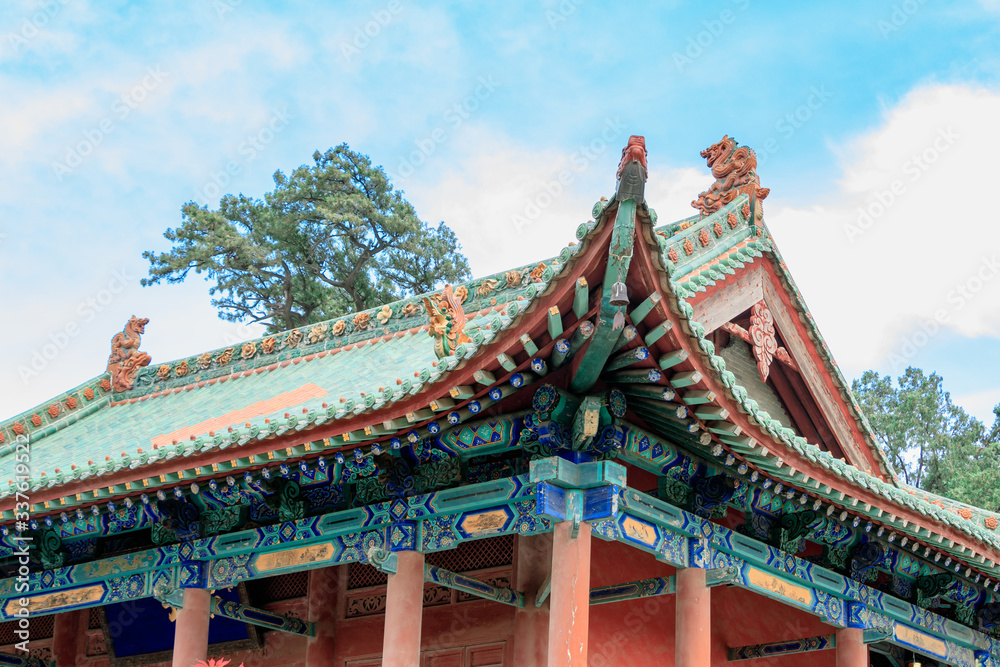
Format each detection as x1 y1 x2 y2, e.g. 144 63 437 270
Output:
106 316 151 392
615 135 648 206
692 135 770 222
568 135 647 392
423 284 471 358
608 135 649 329
123 258 564 399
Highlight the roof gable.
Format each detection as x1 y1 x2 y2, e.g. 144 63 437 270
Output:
656 147 896 482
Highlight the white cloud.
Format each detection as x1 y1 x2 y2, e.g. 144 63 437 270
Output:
767 84 1000 374
954 387 1000 427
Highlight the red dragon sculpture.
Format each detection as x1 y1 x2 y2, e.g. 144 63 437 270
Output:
107 316 151 392
691 135 769 219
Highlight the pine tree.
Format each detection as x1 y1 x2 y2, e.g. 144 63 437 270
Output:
142 145 471 332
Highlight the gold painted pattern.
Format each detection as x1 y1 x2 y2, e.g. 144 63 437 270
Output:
621 517 657 546
894 625 947 658
254 543 335 573
746 568 811 607
5 584 104 616
460 510 509 534
79 552 155 579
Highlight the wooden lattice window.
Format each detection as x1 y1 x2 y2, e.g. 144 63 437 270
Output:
347 535 515 590
246 570 309 602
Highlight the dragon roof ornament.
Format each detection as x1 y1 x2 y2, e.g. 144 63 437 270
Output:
106 316 151 392
692 135 769 220
615 135 648 205
423 284 471 359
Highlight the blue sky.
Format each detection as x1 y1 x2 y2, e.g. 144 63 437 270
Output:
2 0 999 428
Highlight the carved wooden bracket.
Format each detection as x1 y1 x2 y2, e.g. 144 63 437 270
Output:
721 301 797 382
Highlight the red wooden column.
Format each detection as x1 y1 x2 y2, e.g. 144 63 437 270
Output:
836 628 867 666
172 588 210 667
675 567 711 666
382 550 425 666
547 521 592 667
513 533 552 665
306 565 342 666
52 609 85 667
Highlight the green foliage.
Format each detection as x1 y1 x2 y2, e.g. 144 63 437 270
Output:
853 367 1000 511
142 145 471 332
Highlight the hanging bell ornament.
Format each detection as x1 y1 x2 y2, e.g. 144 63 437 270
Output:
609 281 629 307
610 281 628 330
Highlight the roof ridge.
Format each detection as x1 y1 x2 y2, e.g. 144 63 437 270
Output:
110 304 519 407
0 374 113 453
117 256 568 401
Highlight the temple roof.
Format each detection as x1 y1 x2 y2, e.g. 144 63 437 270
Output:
0 247 582 492
5 135 1000 584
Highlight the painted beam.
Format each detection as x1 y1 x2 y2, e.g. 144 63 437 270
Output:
568 320 595 355
604 346 650 372
643 320 673 346
611 325 638 353
547 306 564 339
529 458 626 490
628 292 662 325
589 576 674 605
497 352 517 372
657 348 689 370
590 487 1000 664
569 199 636 394
0 476 545 619
520 334 539 357
210 594 316 637
607 368 661 384
573 277 589 319
550 338 572 369
0 654 47 667
425 564 525 608
617 384 676 402
728 634 835 661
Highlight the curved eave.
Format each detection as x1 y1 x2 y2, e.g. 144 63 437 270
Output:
631 216 1000 581
0 199 623 517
